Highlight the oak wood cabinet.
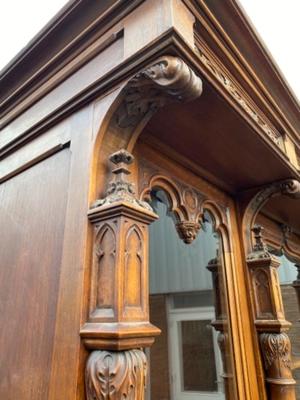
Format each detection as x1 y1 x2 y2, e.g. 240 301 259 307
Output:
0 1 299 399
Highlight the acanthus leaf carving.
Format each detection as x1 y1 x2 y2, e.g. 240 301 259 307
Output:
260 332 292 371
86 349 147 400
116 56 203 128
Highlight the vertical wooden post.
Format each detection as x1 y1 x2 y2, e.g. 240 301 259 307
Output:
81 149 160 399
247 226 296 400
207 257 235 399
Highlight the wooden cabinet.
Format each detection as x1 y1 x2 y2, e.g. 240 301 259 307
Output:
0 1 299 399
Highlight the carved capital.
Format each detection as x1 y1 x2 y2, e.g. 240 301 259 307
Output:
116 56 203 128
86 349 147 400
176 221 201 244
260 333 295 385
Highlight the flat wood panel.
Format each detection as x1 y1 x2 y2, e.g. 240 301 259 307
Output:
0 148 70 399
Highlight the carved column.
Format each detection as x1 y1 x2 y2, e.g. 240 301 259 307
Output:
207 257 235 399
81 149 160 399
247 226 296 400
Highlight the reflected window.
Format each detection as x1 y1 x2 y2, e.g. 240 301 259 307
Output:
148 189 236 400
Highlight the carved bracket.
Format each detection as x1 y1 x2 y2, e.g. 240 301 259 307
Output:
116 56 203 129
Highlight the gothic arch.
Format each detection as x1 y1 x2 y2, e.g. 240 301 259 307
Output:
91 56 203 201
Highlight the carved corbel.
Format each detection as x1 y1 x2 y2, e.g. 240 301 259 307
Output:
247 226 296 399
116 56 203 130
81 150 160 400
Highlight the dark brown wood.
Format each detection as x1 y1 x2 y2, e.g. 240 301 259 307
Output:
0 148 70 399
247 226 296 399
1 1 299 399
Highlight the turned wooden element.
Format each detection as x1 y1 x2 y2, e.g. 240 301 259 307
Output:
247 225 296 400
207 257 235 399
81 149 160 399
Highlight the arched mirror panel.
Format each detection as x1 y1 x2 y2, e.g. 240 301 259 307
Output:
146 188 237 400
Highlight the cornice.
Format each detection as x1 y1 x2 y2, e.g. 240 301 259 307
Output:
184 0 300 146
0 0 143 123
194 36 283 149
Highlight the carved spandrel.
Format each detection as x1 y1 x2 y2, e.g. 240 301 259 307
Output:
86 349 147 400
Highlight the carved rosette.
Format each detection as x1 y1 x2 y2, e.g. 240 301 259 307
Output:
116 56 203 128
86 349 147 400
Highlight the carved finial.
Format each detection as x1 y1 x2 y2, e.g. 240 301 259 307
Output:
92 149 152 211
252 225 268 252
247 225 271 261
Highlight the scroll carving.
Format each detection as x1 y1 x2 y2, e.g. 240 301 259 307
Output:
86 349 147 400
116 56 203 128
